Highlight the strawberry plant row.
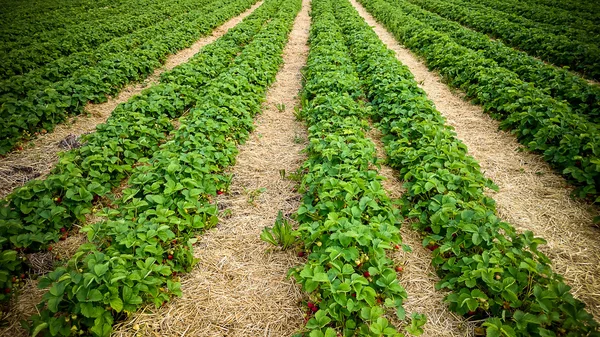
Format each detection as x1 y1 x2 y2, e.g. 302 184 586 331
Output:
406 0 600 81
0 0 118 28
27 0 301 335
0 0 256 155
381 0 600 123
0 0 286 303
522 0 600 24
334 0 600 335
458 0 600 37
270 0 425 335
0 0 212 78
429 0 600 46
359 0 600 203
0 0 117 35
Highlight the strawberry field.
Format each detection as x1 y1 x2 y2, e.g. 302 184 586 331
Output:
0 0 599 336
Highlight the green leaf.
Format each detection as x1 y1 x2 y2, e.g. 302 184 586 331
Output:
110 297 124 312
31 323 48 337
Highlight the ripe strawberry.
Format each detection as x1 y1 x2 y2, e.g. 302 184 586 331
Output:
60 227 66 233
297 251 305 257
394 244 400 250
48 246 53 251
395 266 403 273
427 244 439 251
307 302 314 309
217 190 224 195
54 196 62 203
167 254 174 260
311 306 318 313
20 274 25 279
467 311 475 315
16 146 23 151
4 288 10 294
363 271 370 278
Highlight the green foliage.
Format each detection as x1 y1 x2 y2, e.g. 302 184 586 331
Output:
406 0 600 80
9 1 302 335
0 0 216 80
360 0 600 203
287 1 426 335
0 0 257 154
0 0 288 300
344 0 600 334
383 0 600 123
261 211 298 250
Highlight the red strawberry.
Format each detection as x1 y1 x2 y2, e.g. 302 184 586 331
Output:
4 288 10 294
297 251 305 257
467 311 475 315
167 255 174 260
363 271 370 278
307 302 314 309
60 227 66 233
20 274 25 279
217 190 224 195
427 244 439 251
48 246 53 251
395 266 403 272
311 306 318 313
394 244 400 250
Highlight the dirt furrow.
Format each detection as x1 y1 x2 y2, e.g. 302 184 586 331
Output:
112 0 311 335
0 1 264 199
350 0 600 321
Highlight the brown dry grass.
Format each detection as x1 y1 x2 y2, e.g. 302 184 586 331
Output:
0 1 264 199
350 0 600 322
112 1 311 335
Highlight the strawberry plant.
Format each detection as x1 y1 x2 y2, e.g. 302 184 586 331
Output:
276 0 426 335
0 0 215 80
359 0 600 203
28 0 301 335
0 0 286 302
0 0 258 155
335 0 600 334
381 0 600 123
405 0 600 81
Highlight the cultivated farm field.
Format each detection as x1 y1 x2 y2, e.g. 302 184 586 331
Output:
0 0 599 336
